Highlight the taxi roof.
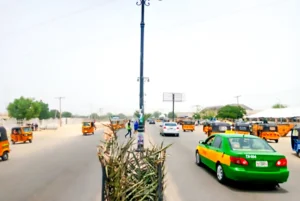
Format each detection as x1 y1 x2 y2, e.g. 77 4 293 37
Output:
213 133 258 139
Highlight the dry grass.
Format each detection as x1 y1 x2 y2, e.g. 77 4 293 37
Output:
97 120 171 201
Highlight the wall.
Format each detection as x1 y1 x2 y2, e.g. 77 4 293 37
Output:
0 118 85 131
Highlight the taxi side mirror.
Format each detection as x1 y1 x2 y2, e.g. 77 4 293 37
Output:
199 140 205 144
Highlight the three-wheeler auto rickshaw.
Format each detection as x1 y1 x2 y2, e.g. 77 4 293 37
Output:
0 126 10 161
277 123 295 137
11 126 33 144
203 122 231 137
251 122 280 143
182 120 195 132
110 119 119 131
233 122 251 135
291 127 300 158
82 121 95 135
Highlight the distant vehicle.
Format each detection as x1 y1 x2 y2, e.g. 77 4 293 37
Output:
149 119 155 124
159 122 179 137
195 134 289 187
291 127 300 157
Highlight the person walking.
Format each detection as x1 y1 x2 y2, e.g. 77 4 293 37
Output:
134 120 139 134
125 122 132 138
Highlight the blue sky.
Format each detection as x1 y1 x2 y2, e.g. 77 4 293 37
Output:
0 0 299 115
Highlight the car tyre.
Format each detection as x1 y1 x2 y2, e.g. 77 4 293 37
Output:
297 151 300 158
195 151 202 166
275 139 278 143
216 163 227 184
1 152 9 161
177 133 180 137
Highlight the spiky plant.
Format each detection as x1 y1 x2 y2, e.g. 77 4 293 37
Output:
98 121 171 201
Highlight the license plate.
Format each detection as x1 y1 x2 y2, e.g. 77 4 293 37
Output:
256 161 268 167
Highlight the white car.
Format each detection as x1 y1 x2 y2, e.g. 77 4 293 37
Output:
159 122 180 137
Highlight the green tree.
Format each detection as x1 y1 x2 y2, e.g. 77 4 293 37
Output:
167 112 177 119
106 112 113 118
118 113 127 119
134 110 140 118
144 113 152 121
193 113 201 119
201 110 217 120
62 111 72 118
49 109 60 119
38 101 50 120
90 113 100 119
216 105 246 120
7 96 42 120
272 103 287 109
152 111 162 118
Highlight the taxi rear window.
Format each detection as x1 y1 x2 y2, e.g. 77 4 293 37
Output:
23 127 32 132
228 137 275 152
165 123 177 127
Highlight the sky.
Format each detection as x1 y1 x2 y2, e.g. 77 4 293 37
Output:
0 0 299 115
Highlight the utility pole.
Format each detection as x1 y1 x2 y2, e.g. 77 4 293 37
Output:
55 97 65 127
234 95 241 105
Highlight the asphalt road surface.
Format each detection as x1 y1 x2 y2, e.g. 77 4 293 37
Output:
0 127 103 201
147 123 300 201
1 124 299 201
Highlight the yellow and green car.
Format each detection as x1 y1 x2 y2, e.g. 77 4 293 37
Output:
195 134 289 186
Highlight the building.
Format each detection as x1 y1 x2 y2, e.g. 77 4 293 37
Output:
176 112 194 118
0 113 9 120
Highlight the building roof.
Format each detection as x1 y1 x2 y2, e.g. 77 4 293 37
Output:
202 104 253 111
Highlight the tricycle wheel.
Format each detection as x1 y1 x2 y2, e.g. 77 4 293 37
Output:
183 130 186 132
12 140 15 145
29 139 32 143
92 132 94 135
275 139 278 143
1 152 9 161
191 130 194 132
297 151 300 158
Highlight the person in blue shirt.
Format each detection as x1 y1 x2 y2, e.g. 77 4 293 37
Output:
134 120 139 134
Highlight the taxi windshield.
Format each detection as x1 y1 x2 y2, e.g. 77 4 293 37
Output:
228 137 275 152
23 127 32 132
83 122 90 126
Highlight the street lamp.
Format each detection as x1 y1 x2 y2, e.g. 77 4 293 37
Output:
136 0 158 152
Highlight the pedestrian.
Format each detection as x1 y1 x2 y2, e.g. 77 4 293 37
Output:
134 120 139 134
34 123 38 131
31 123 34 131
125 122 132 138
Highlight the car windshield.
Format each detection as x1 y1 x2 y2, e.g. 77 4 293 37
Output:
165 123 177 127
23 127 32 132
228 137 275 152
83 122 90 126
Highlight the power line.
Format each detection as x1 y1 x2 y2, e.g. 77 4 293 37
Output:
1 0 118 40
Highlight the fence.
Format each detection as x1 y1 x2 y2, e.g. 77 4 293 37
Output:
0 118 85 131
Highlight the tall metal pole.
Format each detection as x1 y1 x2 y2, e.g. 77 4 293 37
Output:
136 0 150 152
234 95 241 105
172 93 175 122
55 97 65 127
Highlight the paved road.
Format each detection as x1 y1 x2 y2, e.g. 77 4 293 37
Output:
147 123 300 201
0 127 103 201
